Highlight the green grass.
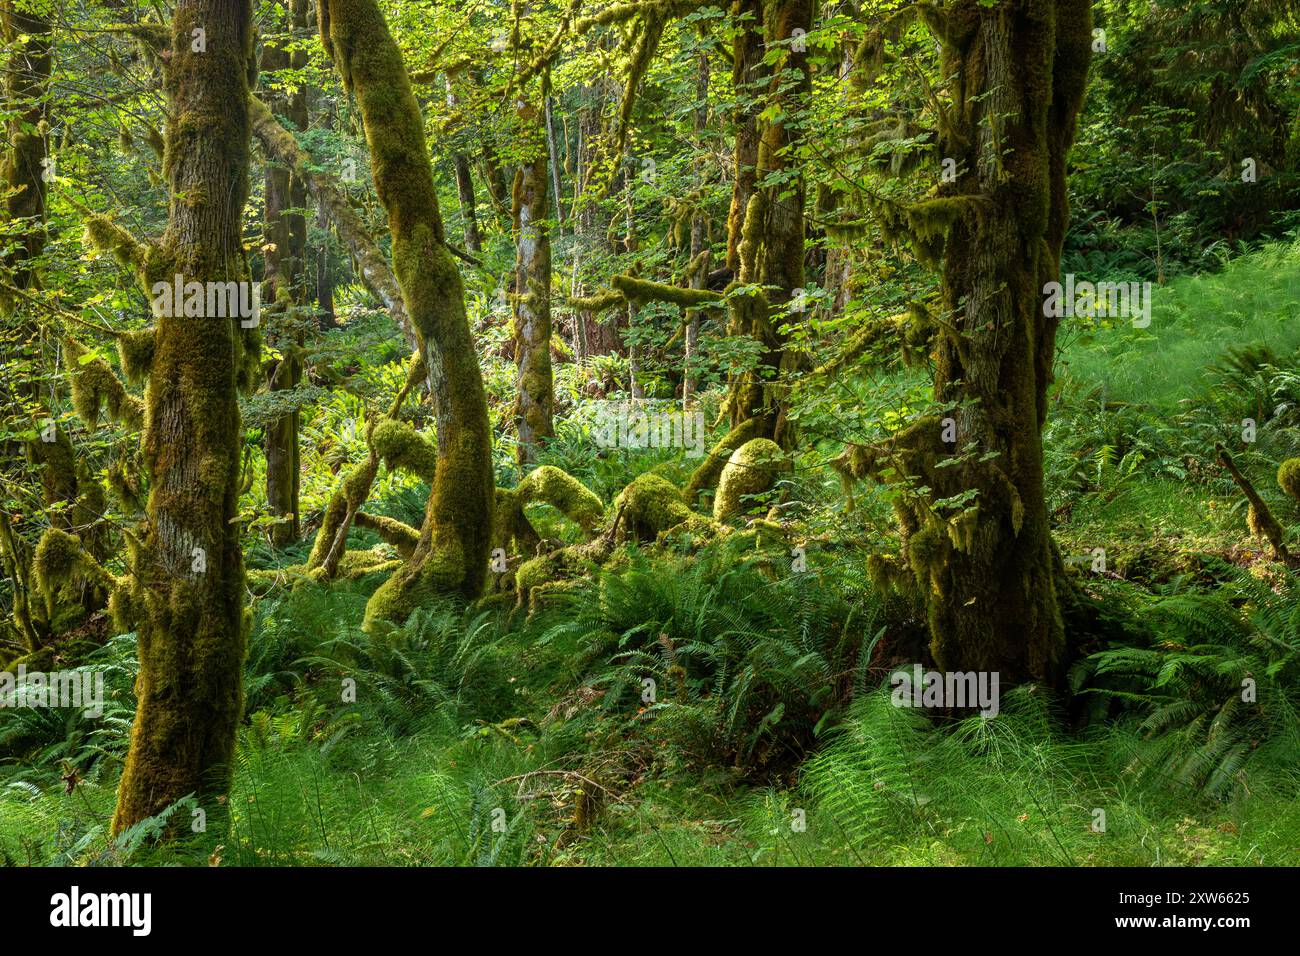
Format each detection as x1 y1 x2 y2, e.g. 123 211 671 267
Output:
1057 239 1300 409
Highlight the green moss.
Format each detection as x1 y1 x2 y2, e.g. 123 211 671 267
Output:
713 438 788 522
65 338 143 431
116 328 156 384
611 274 723 309
352 512 420 557
615 473 714 543
568 289 625 313
337 546 404 580
516 465 604 532
1278 458 1300 501
323 0 495 618
31 527 118 619
371 418 437 480
80 213 148 276
685 416 763 501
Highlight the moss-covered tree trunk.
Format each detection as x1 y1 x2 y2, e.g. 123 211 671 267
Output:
263 0 309 547
683 45 710 407
513 98 554 466
689 0 810 498
112 0 256 833
725 0 809 445
904 0 1092 685
1 0 50 296
725 0 764 276
318 0 494 621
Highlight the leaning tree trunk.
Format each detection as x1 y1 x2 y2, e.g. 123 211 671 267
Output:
112 0 256 833
263 0 309 547
318 0 494 623
513 97 554 466
905 0 1092 685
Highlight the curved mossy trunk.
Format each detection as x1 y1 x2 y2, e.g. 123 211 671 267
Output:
263 0 309 547
112 0 256 834
513 98 554 466
903 0 1091 686
318 0 494 621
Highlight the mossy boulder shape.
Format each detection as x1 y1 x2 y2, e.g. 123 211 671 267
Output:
1278 458 1300 501
713 438 788 521
615 473 711 542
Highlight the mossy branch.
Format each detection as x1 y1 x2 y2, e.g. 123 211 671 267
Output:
80 212 151 281
353 512 420 557
611 273 724 309
567 289 626 313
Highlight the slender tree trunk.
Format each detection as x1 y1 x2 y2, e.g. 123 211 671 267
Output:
318 0 494 623
513 98 555 465
683 45 710 407
725 0 764 274
263 0 308 547
724 0 810 443
1 0 51 296
445 76 482 254
112 0 256 833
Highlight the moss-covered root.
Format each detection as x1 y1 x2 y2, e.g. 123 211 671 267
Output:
713 438 790 522
321 0 494 629
513 539 606 614
516 465 604 532
684 416 765 503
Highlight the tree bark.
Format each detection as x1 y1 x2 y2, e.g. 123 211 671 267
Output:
900 0 1092 686
445 75 483 254
263 0 309 547
112 0 256 833
513 99 555 466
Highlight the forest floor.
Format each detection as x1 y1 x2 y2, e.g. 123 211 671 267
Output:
3 242 1300 866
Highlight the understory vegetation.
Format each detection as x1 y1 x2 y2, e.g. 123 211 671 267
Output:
4 243 1300 866
2 0 1299 867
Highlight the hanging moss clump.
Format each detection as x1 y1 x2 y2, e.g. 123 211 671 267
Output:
116 328 156 384
65 340 144 432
